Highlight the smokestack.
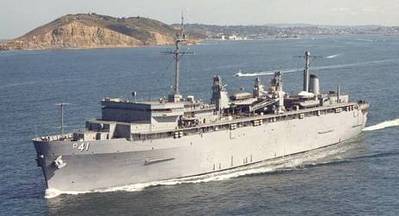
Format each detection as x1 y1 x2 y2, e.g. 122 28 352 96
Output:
309 74 320 95
303 51 310 92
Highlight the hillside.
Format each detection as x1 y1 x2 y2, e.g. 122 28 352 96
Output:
2 13 398 51
0 13 199 51
177 24 399 40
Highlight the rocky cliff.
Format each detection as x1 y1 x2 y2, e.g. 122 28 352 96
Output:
0 13 197 50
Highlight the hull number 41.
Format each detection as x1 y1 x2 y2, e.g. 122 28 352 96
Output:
72 142 90 152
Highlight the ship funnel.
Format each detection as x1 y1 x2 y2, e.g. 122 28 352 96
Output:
309 74 320 95
211 76 229 112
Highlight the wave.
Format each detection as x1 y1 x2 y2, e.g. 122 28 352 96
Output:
325 53 341 59
354 39 374 42
45 142 355 199
350 151 399 161
0 78 81 90
362 118 399 131
235 58 399 77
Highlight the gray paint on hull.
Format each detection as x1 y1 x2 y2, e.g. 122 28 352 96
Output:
34 108 368 192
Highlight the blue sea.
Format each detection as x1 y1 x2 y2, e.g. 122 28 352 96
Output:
1 36 399 215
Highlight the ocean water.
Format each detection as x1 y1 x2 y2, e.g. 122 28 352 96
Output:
1 36 399 215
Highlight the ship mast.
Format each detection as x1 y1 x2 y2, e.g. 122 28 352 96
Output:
55 102 69 138
303 51 310 92
174 15 184 96
167 14 191 102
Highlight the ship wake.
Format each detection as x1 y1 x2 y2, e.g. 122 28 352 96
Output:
45 142 357 199
362 118 399 131
325 53 341 59
235 58 399 77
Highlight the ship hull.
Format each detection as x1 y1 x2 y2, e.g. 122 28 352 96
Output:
34 107 368 193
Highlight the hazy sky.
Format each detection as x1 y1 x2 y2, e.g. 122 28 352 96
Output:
1 0 399 39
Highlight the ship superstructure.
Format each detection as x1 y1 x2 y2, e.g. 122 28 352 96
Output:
33 18 369 194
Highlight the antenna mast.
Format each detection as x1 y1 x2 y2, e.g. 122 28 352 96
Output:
303 51 310 92
55 103 69 137
174 14 184 96
165 13 192 102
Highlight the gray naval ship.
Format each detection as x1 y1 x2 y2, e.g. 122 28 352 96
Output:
33 19 369 194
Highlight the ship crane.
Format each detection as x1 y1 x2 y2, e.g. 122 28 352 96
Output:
249 98 279 112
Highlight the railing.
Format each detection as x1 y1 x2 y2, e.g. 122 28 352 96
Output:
34 133 74 142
